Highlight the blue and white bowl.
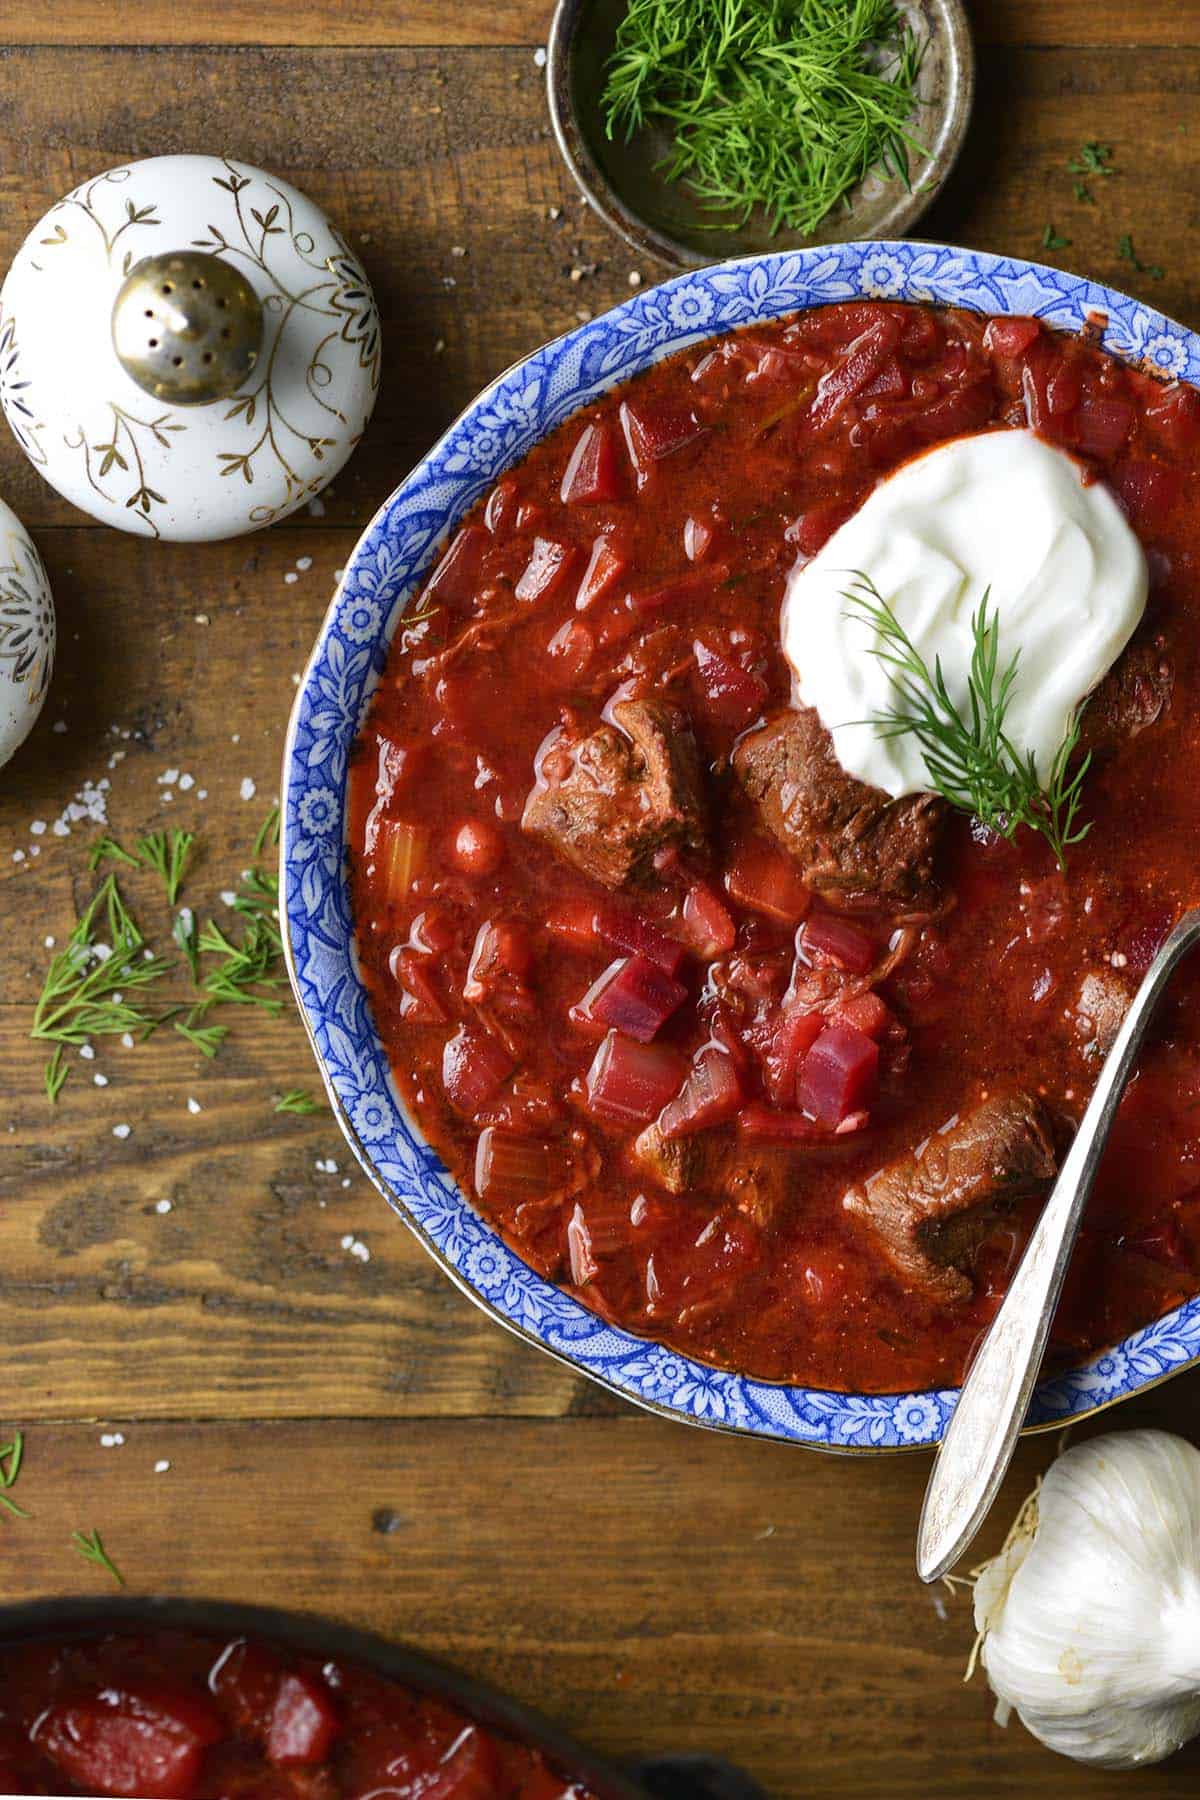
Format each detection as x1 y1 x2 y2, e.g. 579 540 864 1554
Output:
282 240 1200 1453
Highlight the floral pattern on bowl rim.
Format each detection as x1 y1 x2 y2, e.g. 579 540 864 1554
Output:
282 239 1200 1452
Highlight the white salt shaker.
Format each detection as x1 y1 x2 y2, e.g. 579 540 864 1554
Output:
0 155 380 541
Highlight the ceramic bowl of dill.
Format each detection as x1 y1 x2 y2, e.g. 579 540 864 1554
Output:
546 0 974 267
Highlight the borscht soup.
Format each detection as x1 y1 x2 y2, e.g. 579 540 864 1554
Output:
0 1624 596 1798
347 300 1200 1395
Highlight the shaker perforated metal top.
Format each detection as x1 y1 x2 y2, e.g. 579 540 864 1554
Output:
111 251 263 405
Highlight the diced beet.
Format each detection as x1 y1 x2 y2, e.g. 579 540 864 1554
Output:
809 316 901 429
796 1023 880 1125
1074 395 1133 458
543 619 595 690
736 1104 840 1142
859 357 908 400
657 1047 744 1138
560 421 624 504
629 564 727 616
464 918 533 1003
423 524 488 610
207 1637 283 1740
442 1025 516 1115
1112 458 1182 531
620 398 706 474
584 1029 686 1125
567 1203 599 1285
724 839 811 925
683 514 715 562
34 1684 223 1800
984 316 1041 359
483 476 520 534
802 912 876 974
786 499 856 558
417 1725 504 1800
1145 383 1200 454
833 990 892 1040
474 1129 562 1203
693 640 769 731
573 955 687 1042
575 534 628 610
546 900 686 975
266 1672 340 1768
677 882 737 960
1045 361 1082 416
390 948 447 1023
761 1006 824 1107
515 536 579 603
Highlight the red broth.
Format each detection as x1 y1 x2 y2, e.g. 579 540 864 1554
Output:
348 302 1200 1394
0 1627 594 1798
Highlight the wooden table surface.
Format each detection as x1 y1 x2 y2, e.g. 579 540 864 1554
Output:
4 3 1200 1793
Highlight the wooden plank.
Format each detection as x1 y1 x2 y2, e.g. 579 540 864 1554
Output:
6 1 1200 50
3 38 1200 536
5 1405 1200 1798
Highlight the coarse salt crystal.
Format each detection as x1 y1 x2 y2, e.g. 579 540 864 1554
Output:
11 850 24 864
307 497 326 518
178 772 194 791
284 571 298 585
187 1097 201 1115
155 1198 172 1214
93 1072 109 1088
296 556 312 571
220 890 237 907
240 777 257 801
534 45 547 65
99 1431 125 1448
92 943 113 964
121 1032 134 1049
30 820 46 836
112 1124 131 1140
79 1043 95 1061
154 1459 171 1473
158 768 179 786
44 935 55 948
52 720 68 734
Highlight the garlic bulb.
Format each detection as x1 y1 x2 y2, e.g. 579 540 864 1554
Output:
974 1429 1200 1768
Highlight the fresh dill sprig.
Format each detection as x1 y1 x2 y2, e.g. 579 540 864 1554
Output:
1041 223 1071 250
88 835 140 873
174 1009 228 1058
89 828 195 903
1118 232 1164 281
135 830 194 906
71 1526 124 1586
173 906 200 982
274 1088 322 1115
843 573 1092 871
1067 140 1114 203
43 1045 68 1104
254 804 281 859
601 0 926 237
33 877 174 1101
0 1431 29 1520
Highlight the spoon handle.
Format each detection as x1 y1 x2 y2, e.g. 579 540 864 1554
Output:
916 906 1200 1585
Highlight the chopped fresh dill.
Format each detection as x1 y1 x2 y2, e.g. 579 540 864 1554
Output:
0 1431 29 1520
274 1088 322 1115
843 573 1092 871
254 804 281 859
43 1045 68 1104
173 906 200 982
601 0 926 237
135 830 194 906
88 835 140 872
1041 224 1071 250
174 1010 228 1058
33 878 174 1102
71 1526 124 1586
1068 140 1114 182
1072 180 1093 204
1118 233 1163 280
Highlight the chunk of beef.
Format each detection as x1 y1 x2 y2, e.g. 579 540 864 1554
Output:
1073 968 1131 1061
842 1092 1057 1305
522 697 706 889
632 1120 788 1229
733 706 943 910
1078 638 1173 756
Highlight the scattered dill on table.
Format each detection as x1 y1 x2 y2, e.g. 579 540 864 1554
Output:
1041 224 1071 251
0 1431 29 1520
601 0 926 237
1118 232 1164 280
72 1526 124 1587
275 1088 323 1116
1067 139 1114 204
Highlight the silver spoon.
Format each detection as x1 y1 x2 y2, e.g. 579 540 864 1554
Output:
917 905 1200 1585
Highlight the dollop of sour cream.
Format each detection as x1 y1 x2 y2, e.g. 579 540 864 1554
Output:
782 428 1148 799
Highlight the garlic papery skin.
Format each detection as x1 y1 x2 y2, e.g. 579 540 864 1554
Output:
973 1430 1200 1768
